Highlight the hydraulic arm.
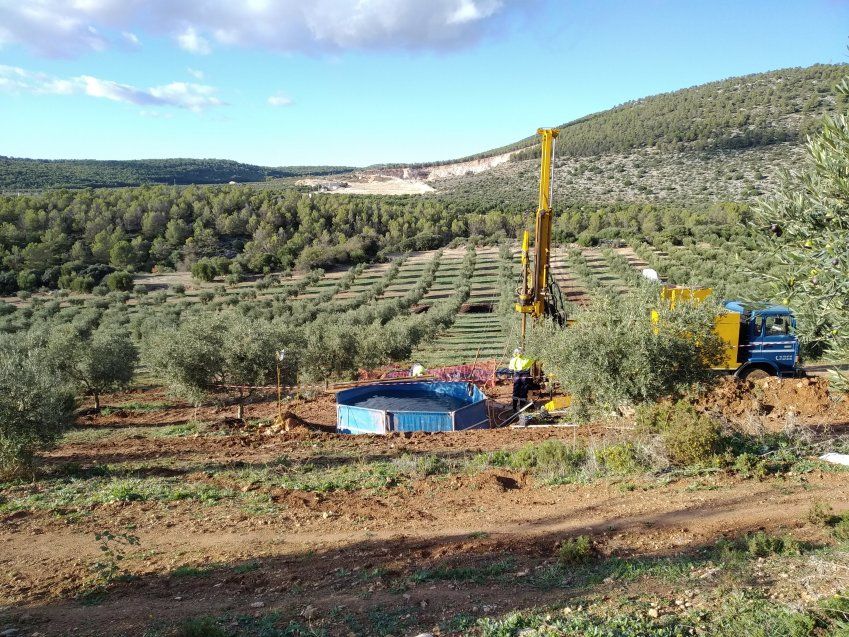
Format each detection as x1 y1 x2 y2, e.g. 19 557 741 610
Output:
516 127 561 340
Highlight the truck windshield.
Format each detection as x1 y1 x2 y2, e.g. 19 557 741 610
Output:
759 315 793 335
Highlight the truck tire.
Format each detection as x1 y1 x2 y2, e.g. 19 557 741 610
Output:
739 367 773 381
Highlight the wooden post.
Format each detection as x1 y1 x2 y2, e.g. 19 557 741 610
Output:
276 361 282 422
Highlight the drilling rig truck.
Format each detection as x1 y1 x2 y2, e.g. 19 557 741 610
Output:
515 129 802 380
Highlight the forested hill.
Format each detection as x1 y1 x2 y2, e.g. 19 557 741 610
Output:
479 63 849 162
0 157 353 191
431 63 849 207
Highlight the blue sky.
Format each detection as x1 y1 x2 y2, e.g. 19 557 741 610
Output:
1 0 847 167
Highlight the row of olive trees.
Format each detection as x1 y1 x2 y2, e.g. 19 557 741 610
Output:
0 323 138 477
141 247 473 412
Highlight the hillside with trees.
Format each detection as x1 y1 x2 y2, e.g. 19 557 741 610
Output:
431 64 849 207
0 158 353 191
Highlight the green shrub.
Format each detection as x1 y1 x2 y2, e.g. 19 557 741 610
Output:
416 454 448 477
733 452 759 477
815 593 849 627
807 500 836 527
505 441 589 484
557 535 594 564
832 517 849 542
198 290 215 304
638 401 722 466
510 440 587 471
104 271 134 291
746 531 800 557
663 418 721 467
594 442 644 475
191 259 219 283
107 481 146 502
174 616 226 637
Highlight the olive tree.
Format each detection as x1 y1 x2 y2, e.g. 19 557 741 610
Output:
526 288 726 417
754 75 849 368
145 312 292 419
143 314 224 406
298 318 359 385
0 335 75 477
46 324 138 411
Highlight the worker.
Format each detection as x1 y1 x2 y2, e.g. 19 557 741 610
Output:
508 347 533 412
410 362 426 377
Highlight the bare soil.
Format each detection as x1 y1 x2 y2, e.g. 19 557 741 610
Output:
2 376 849 636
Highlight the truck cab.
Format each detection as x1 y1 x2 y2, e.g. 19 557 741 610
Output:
722 301 799 379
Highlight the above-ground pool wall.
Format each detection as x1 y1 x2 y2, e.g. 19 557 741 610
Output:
336 403 387 435
335 381 489 435
453 399 490 431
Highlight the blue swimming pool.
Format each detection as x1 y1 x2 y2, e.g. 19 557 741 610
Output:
336 381 489 435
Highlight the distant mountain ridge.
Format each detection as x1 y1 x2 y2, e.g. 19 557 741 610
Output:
0 157 353 191
2 63 847 199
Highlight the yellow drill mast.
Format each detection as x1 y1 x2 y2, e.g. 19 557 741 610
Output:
515 127 560 341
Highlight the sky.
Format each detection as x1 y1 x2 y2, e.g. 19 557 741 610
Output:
1 0 848 167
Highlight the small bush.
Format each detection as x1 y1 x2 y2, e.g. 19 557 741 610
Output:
638 402 722 466
107 481 146 502
174 617 226 637
104 271 134 292
594 442 644 475
832 517 849 542
557 535 594 564
807 500 836 527
733 452 768 479
733 452 756 476
746 531 800 557
416 454 448 477
509 440 588 482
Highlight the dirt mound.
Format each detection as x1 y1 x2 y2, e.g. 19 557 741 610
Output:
470 470 527 492
698 376 848 430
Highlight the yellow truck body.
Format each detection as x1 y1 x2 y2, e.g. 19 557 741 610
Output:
656 286 741 371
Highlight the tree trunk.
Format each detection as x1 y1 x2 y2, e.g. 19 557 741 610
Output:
94 392 100 412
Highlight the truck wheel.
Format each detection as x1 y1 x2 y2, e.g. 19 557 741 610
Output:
740 367 773 381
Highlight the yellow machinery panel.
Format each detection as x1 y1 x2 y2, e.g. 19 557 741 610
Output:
543 395 572 411
660 286 713 305
714 311 742 370
657 286 741 371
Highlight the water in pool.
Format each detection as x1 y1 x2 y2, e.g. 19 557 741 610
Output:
348 387 472 412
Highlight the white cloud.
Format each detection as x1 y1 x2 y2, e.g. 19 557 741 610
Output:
187 67 204 80
149 82 223 111
0 65 224 112
177 26 211 55
267 92 293 107
121 30 140 46
0 0 517 57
